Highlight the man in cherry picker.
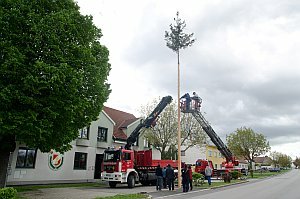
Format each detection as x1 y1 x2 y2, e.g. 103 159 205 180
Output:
180 93 191 111
192 92 202 110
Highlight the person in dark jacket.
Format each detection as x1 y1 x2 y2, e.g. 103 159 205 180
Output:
162 167 167 189
155 164 163 191
182 164 189 192
166 164 175 191
180 93 191 111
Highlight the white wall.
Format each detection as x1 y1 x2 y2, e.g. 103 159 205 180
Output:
181 145 206 165
7 110 114 185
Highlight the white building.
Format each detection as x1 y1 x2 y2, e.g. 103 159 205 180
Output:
7 106 159 185
181 145 206 165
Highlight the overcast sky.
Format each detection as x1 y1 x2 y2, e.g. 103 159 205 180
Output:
76 0 300 159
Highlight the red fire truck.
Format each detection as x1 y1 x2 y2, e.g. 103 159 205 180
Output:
101 96 179 188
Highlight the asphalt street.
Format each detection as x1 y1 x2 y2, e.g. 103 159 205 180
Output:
19 170 299 199
153 169 300 199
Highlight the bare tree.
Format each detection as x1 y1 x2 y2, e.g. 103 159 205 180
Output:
140 98 207 159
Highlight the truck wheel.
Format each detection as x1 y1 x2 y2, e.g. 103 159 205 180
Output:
127 175 135 188
109 181 117 188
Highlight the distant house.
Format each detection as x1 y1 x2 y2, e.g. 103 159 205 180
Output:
254 156 273 170
234 157 249 171
205 145 226 169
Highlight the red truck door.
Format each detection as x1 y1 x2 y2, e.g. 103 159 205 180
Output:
121 151 134 171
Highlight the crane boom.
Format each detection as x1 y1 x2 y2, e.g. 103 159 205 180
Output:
180 97 237 165
191 111 233 161
125 95 172 150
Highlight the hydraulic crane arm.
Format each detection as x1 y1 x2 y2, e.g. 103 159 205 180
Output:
191 111 233 161
124 95 172 150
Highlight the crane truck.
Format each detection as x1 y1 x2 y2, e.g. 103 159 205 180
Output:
101 96 179 188
180 96 243 181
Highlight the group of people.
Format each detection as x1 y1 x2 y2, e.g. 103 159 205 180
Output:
155 164 175 191
156 163 213 192
180 91 202 111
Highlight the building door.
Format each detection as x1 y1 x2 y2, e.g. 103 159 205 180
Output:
94 154 103 179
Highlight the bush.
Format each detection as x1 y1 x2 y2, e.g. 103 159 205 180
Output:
0 187 17 199
230 170 241 180
192 172 205 186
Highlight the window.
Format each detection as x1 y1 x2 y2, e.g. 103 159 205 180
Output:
218 152 222 158
181 150 185 156
78 127 89 139
97 127 108 142
134 135 139 146
215 164 217 169
73 152 87 170
122 153 131 161
214 151 217 157
208 150 212 157
143 138 150 148
16 147 37 168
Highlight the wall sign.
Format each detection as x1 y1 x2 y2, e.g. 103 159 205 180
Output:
48 149 64 171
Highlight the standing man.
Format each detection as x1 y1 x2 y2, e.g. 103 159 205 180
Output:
166 164 175 191
155 164 163 191
205 165 212 186
162 167 167 189
182 164 189 192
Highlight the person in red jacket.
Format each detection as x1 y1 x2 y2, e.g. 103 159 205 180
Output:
188 165 193 191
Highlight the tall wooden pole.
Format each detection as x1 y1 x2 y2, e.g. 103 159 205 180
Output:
177 51 181 188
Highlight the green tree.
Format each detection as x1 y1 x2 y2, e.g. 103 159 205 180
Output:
270 151 281 168
140 98 207 159
270 151 292 168
293 157 300 168
0 0 110 187
226 127 270 173
279 154 292 168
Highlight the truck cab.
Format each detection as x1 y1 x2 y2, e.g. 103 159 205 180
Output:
195 159 214 175
102 148 138 188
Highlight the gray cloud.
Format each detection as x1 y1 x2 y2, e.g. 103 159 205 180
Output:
77 0 300 157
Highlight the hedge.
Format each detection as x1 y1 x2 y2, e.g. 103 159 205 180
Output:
0 187 17 199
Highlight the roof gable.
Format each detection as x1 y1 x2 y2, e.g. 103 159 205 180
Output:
254 156 272 164
103 106 139 140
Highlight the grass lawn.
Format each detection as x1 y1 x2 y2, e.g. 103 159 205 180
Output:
252 169 290 179
195 179 246 189
194 169 291 189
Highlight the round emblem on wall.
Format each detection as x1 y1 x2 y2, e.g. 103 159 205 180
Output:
48 149 64 171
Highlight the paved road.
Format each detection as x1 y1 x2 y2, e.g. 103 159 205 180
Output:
152 169 300 199
20 170 299 199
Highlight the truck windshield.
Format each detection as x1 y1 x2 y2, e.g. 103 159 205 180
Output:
104 150 120 162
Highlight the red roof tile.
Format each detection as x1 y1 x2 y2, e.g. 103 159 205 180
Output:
103 106 139 140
